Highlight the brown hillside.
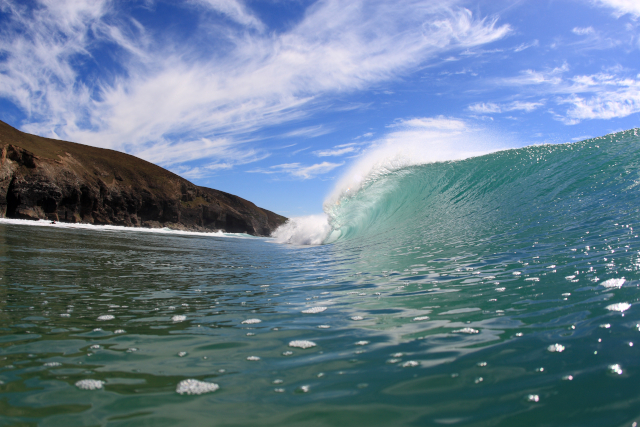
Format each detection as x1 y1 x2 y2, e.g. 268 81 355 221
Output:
0 120 286 236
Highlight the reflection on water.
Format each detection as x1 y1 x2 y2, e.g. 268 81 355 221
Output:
1 219 639 426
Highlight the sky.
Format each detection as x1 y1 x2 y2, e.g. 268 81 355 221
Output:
1 0 639 217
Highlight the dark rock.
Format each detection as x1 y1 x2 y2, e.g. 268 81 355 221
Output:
0 121 287 236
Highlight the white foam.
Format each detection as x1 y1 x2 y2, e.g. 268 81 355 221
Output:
176 379 219 395
75 379 104 390
606 303 631 312
302 306 327 314
547 343 565 353
601 278 625 289
0 218 254 239
289 340 317 349
402 360 419 368
246 356 261 361
272 214 331 245
172 315 187 322
241 319 262 324
412 316 429 321
355 340 370 346
453 327 479 334
97 315 114 321
350 316 364 321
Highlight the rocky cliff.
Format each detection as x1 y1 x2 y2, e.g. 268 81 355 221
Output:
0 120 286 236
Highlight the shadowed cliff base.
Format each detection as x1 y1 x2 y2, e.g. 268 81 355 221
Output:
0 121 286 236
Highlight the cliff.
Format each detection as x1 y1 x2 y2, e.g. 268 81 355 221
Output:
0 121 286 236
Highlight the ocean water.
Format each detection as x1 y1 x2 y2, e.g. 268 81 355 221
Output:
2 129 640 426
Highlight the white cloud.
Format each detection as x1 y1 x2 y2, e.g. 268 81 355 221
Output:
560 82 640 123
467 100 544 114
572 26 596 35
313 145 360 157
0 0 512 177
592 0 640 18
468 102 501 113
188 0 265 31
249 162 344 179
282 125 332 138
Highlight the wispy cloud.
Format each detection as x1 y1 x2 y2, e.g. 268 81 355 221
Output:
592 0 640 18
281 125 332 139
248 161 344 179
572 26 596 35
0 0 512 178
467 100 544 114
313 143 361 157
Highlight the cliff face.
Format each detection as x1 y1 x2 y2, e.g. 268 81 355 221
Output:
0 121 286 236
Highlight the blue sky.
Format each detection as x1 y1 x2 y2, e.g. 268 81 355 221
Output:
1 0 639 217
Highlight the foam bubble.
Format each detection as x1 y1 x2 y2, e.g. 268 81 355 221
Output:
97 315 114 321
601 278 625 289
609 364 623 375
247 356 261 361
176 379 219 395
402 360 419 368
318 325 331 329
350 316 364 321
355 341 370 346
75 379 104 390
44 362 62 367
453 327 479 334
241 318 262 324
412 316 429 321
289 340 317 349
172 315 187 322
302 307 327 314
606 303 631 312
547 343 565 353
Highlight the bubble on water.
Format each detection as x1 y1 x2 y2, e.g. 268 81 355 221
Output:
474 377 483 384
477 362 487 367
565 275 576 280
453 328 479 334
273 379 283 384
241 319 262 324
606 303 631 312
609 364 623 375
44 362 62 367
513 272 521 276
282 351 293 356
527 394 540 402
495 287 506 292
176 379 219 395
515 332 524 337
274 388 285 393
413 316 429 321
127 347 138 353
318 325 331 329
289 340 317 349
172 315 187 322
601 278 625 289
75 379 104 390
387 358 401 364
60 313 70 317
297 385 310 393
97 315 114 321
562 375 574 381
402 360 419 368
355 341 369 346
178 352 187 357
392 352 403 357
114 329 126 334
350 316 364 321
547 343 565 353
90 345 100 350
302 307 327 314
246 356 261 361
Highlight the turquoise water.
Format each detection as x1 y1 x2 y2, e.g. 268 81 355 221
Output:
1 129 640 426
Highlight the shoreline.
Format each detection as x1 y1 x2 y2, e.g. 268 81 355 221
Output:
0 217 260 239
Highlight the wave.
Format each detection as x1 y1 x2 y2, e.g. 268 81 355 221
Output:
275 127 640 246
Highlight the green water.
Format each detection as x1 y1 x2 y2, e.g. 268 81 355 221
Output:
2 130 640 426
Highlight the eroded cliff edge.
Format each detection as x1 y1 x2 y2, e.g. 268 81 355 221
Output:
0 121 286 236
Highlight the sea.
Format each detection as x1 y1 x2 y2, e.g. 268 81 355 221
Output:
1 129 639 426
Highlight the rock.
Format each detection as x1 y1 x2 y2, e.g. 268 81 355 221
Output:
0 121 286 236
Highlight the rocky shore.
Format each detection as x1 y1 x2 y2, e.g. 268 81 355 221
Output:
0 121 286 236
